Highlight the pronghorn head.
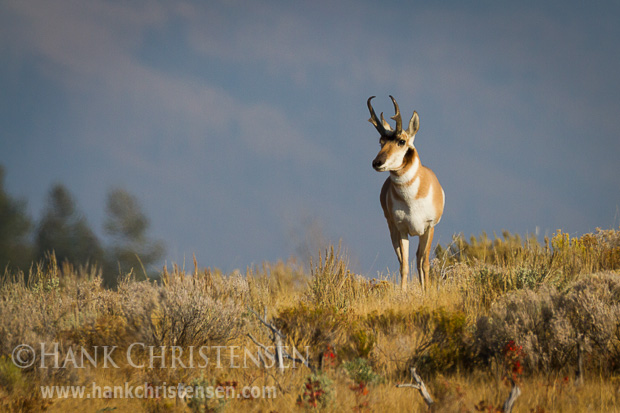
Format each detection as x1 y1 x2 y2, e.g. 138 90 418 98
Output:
368 95 420 172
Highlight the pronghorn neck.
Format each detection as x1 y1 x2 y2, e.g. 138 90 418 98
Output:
389 148 420 186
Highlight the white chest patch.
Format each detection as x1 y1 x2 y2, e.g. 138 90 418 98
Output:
389 180 437 236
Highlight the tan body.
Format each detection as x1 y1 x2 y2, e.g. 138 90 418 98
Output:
368 96 445 290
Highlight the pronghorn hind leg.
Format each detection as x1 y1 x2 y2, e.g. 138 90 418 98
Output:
416 227 434 290
425 227 435 285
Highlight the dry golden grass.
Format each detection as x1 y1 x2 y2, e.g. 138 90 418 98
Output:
1 227 620 412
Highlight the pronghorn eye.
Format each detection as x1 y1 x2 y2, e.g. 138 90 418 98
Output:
398 139 406 147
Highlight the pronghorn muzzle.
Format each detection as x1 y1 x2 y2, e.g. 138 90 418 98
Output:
372 159 383 171
372 152 388 171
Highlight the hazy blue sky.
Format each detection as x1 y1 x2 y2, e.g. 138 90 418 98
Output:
1 0 619 275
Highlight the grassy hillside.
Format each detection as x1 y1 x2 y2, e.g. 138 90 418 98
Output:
1 228 620 412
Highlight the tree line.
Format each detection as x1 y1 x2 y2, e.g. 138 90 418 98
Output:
0 165 164 288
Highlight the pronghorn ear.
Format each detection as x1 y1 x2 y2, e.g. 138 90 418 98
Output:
407 111 419 137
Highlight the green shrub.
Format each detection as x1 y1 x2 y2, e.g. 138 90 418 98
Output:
348 329 376 359
408 308 475 376
276 304 352 362
0 356 27 393
342 357 382 384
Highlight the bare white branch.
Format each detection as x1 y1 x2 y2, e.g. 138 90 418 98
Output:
248 307 285 339
396 383 421 389
247 307 314 372
247 333 275 358
397 367 434 407
502 380 521 413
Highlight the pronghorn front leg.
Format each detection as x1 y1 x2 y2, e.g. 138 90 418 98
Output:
398 233 409 291
388 222 402 261
388 223 409 291
416 227 434 290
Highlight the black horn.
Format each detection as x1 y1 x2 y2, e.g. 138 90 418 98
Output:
367 96 387 135
389 95 402 135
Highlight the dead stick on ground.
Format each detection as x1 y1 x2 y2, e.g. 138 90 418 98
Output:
396 367 434 409
503 379 521 413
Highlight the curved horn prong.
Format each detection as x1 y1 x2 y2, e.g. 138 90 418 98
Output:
389 95 402 135
380 112 393 131
367 96 387 135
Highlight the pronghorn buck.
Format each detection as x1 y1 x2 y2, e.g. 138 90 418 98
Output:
368 96 445 290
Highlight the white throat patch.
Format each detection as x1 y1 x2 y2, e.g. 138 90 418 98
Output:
390 154 419 185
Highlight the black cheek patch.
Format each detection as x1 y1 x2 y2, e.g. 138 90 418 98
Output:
404 148 415 161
